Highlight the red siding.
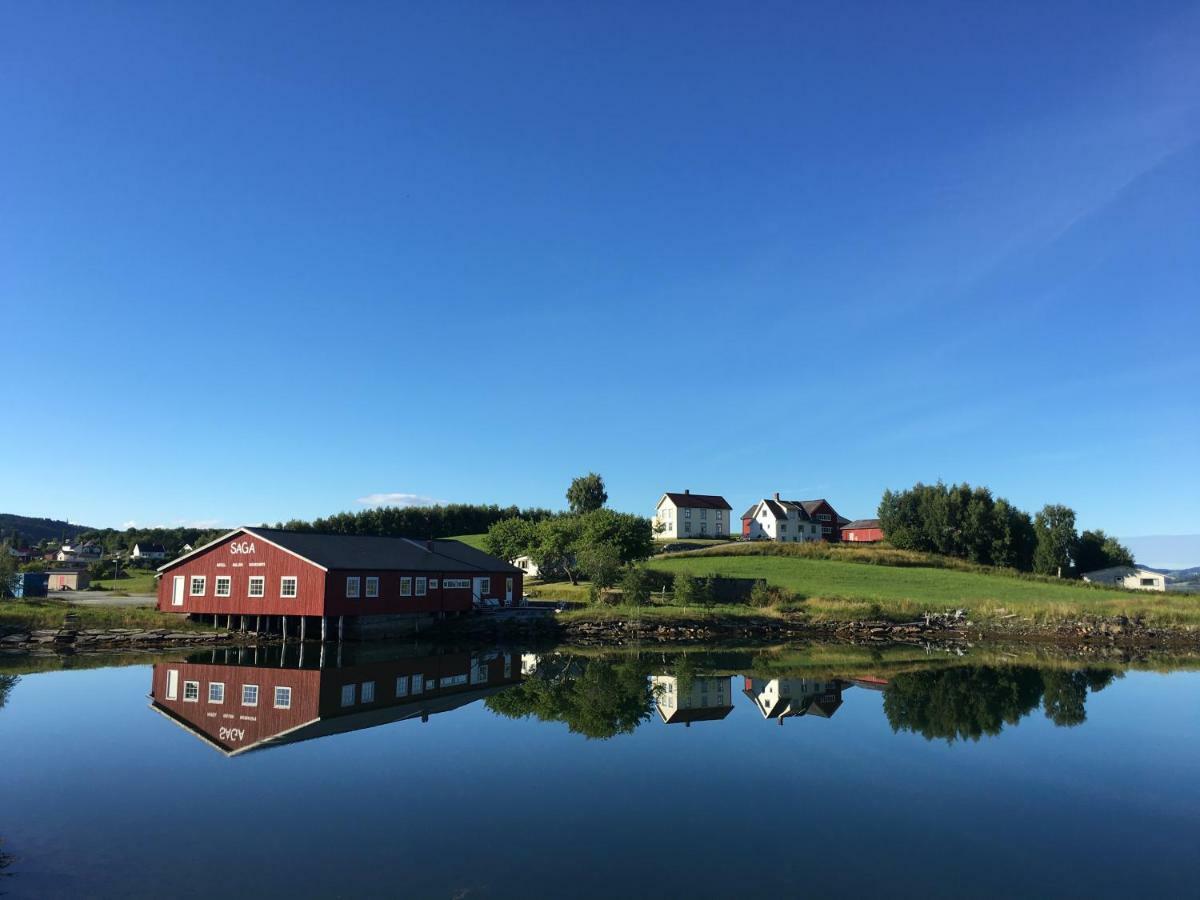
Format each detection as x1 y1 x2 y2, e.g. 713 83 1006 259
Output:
843 527 884 543
156 533 327 616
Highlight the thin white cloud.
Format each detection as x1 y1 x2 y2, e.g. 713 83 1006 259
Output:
121 520 138 529
356 492 441 508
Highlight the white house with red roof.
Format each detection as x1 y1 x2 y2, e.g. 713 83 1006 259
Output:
655 490 733 539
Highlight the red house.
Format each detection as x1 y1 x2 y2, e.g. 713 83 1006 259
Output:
841 519 884 543
156 527 522 639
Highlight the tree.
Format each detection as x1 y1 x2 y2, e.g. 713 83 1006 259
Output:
530 516 585 584
1075 529 1134 573
566 473 607 514
1033 504 1078 577
579 509 654 566
0 543 16 598
578 542 621 601
620 565 652 606
483 517 537 563
991 499 1036 571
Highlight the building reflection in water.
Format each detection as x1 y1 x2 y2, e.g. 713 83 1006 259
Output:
742 677 846 725
650 675 734 726
149 644 522 756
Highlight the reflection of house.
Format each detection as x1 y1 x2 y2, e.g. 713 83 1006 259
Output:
655 491 733 539
841 519 884 543
740 495 848 542
651 675 734 726
521 653 540 675
149 648 521 756
1081 566 1166 591
742 677 844 723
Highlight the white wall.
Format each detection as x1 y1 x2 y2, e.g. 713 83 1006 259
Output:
656 496 730 539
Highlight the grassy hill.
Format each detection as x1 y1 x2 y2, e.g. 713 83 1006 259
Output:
446 533 488 550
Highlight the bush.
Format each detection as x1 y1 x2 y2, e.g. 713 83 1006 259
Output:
749 580 793 608
620 566 652 606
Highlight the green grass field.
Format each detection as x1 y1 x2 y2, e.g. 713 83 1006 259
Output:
0 598 207 632
646 554 1197 624
91 569 159 594
446 533 488 550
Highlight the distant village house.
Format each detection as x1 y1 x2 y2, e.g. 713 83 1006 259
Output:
1081 566 1166 592
841 519 884 543
132 542 168 561
740 495 847 542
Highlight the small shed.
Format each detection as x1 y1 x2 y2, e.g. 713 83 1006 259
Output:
10 571 50 598
48 570 92 591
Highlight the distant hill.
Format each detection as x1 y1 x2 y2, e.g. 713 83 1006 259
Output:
0 514 95 546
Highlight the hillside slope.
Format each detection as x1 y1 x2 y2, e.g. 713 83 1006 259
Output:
0 514 95 545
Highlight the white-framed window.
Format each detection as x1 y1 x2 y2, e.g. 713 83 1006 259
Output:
341 684 356 707
274 686 292 709
780 524 787 532
248 576 265 597
822 526 832 535
441 674 467 687
411 674 424 694
189 575 206 596
479 577 490 594
471 663 489 685
215 576 232 597
361 681 375 703
416 577 427 596
684 521 691 533
443 579 469 589
183 680 199 702
684 508 691 518
280 576 298 598
817 513 831 522
345 576 360 599
209 682 225 704
400 577 412 596
429 579 439 589
242 685 259 707
365 576 379 598
395 675 409 697
701 509 708 520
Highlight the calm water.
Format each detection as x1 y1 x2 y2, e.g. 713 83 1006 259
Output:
1 641 1198 899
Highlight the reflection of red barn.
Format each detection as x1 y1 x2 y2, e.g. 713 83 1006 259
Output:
149 648 520 756
156 527 522 639
841 519 884 543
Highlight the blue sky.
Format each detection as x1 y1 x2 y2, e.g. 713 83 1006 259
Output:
2 3 1198 565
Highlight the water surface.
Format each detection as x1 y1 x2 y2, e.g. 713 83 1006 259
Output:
1 642 1198 898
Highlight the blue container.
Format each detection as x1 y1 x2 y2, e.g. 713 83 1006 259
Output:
11 571 49 598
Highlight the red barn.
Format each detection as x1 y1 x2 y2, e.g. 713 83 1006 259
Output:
841 519 884 543
156 527 522 639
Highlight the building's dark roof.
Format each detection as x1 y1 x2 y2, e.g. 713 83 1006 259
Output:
740 499 814 521
137 543 167 553
659 704 735 725
662 492 732 510
165 527 520 574
842 519 881 531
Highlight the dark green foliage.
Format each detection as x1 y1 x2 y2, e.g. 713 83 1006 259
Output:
483 517 538 563
620 565 653 606
748 580 792 608
566 472 608 514
1074 529 1135 572
1033 504 1078 576
578 542 622 596
879 482 1044 573
489 508 655 585
0 544 15 598
0 674 17 710
673 573 716 608
485 656 653 739
276 503 554 542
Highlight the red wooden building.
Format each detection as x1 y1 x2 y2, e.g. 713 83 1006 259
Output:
841 519 884 543
156 527 522 639
149 647 521 756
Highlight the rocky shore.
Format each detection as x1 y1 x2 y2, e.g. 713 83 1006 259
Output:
560 611 1200 649
0 627 237 653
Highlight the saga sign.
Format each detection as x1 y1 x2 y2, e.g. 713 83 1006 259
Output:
230 541 257 556
219 726 246 743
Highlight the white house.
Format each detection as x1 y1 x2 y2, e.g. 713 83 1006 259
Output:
655 491 733 539
1081 566 1166 592
740 494 826 543
512 555 541 579
131 543 167 561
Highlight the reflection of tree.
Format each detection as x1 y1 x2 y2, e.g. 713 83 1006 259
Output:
0 675 18 711
883 667 1044 742
486 656 653 739
884 666 1123 741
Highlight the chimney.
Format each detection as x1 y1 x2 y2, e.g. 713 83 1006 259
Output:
684 488 690 495
773 492 780 501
